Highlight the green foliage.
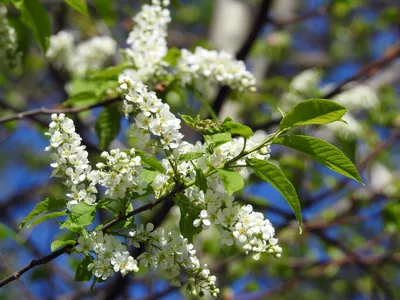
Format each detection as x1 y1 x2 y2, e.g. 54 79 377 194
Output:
195 168 208 193
180 114 253 138
204 133 233 149
247 158 302 232
64 79 119 106
93 0 116 25
64 0 89 16
221 117 254 138
89 64 131 80
0 222 24 244
95 104 121 150
273 135 362 183
11 0 51 51
27 211 68 229
74 255 94 281
163 47 182 67
20 198 66 228
135 151 166 173
69 202 96 227
280 99 347 130
179 152 203 161
50 239 76 251
175 194 202 242
217 169 244 196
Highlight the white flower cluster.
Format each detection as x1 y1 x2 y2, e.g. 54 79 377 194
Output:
46 114 147 207
119 76 183 149
93 149 146 199
129 223 219 297
46 31 116 77
123 0 171 83
325 113 362 140
77 231 139 280
177 47 257 92
188 175 282 260
333 84 379 113
45 114 97 209
0 5 21 69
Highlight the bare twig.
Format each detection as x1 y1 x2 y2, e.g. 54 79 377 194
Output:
0 98 120 124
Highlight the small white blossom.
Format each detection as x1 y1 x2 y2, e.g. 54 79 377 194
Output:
0 5 21 69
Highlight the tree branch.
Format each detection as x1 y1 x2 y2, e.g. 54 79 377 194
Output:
0 184 182 288
0 98 121 124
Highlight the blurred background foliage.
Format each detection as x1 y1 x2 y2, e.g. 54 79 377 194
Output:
1 0 400 299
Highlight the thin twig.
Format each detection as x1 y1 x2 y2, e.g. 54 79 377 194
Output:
0 98 120 124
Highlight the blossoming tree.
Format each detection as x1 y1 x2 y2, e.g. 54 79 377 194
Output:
1 0 399 298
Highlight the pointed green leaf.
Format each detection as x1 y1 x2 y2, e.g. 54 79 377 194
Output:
204 133 232 148
195 168 208 193
89 64 131 80
135 151 165 173
179 152 203 161
20 198 66 228
280 99 347 130
217 169 244 195
273 135 362 183
248 158 302 232
64 0 89 16
13 0 52 51
163 47 181 67
0 223 24 245
27 211 68 228
174 194 202 242
74 255 94 281
222 117 253 138
93 0 116 25
51 239 76 251
95 104 121 150
69 202 96 227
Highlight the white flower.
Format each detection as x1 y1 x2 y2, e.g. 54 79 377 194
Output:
177 47 256 92
290 69 321 94
111 251 139 275
123 0 171 83
0 5 21 68
193 210 211 229
46 31 116 77
333 84 378 112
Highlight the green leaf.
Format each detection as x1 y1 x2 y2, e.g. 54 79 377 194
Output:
248 158 303 232
204 133 232 148
13 0 52 51
139 168 158 185
135 151 165 173
51 239 76 251
163 47 181 67
64 91 98 106
20 198 66 228
217 169 244 195
280 99 347 130
69 202 96 227
175 194 202 242
222 117 253 138
89 64 131 80
0 223 24 245
179 152 203 161
272 135 362 183
26 211 68 228
74 255 94 281
93 0 116 25
195 168 208 193
64 0 89 16
95 104 121 150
